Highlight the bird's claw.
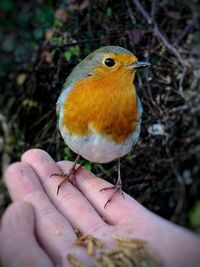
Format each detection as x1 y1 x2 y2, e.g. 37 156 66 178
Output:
100 183 124 209
50 164 82 195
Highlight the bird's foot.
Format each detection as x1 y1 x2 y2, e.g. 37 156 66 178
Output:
50 164 82 195
100 182 125 209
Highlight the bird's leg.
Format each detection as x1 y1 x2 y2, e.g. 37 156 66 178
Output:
100 158 125 208
50 154 81 195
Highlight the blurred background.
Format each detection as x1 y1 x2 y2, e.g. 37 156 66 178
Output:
0 0 200 233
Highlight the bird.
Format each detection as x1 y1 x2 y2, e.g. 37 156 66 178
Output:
52 46 150 208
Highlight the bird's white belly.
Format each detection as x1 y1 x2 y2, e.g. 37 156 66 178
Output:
59 119 141 163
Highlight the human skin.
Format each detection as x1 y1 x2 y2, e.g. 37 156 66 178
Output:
0 149 199 267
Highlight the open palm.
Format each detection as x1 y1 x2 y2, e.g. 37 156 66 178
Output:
0 149 199 267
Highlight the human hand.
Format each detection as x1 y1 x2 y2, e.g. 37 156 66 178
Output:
0 149 199 267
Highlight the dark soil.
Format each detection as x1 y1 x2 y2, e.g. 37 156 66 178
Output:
0 0 200 232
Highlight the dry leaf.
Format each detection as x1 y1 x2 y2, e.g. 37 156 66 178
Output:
41 51 53 64
148 124 166 136
16 73 27 86
55 9 68 23
68 0 89 11
45 30 54 42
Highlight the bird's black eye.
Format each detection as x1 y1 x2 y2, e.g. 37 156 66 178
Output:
104 58 115 67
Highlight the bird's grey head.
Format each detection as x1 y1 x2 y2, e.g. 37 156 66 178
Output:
66 46 134 86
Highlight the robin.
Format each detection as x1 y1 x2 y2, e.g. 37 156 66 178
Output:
52 46 150 207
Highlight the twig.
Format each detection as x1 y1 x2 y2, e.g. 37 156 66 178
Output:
145 38 163 117
174 24 193 46
165 147 186 222
0 113 11 174
153 24 187 67
145 69 163 117
53 50 63 87
151 0 157 23
178 65 188 96
125 0 136 25
130 0 188 67
29 108 55 129
131 0 152 24
43 32 127 50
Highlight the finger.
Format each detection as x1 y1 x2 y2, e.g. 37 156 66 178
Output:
58 161 147 225
21 149 108 235
0 202 53 267
4 161 77 264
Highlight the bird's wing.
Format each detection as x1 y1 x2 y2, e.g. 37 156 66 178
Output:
137 96 143 119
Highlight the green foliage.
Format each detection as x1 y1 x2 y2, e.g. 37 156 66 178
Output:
138 68 146 78
193 32 200 47
151 56 159 66
63 51 72 62
63 147 93 171
56 109 60 118
1 35 16 52
83 44 92 57
63 47 80 62
53 19 63 28
34 7 54 25
33 29 44 40
51 48 57 57
0 0 15 12
63 147 73 161
51 36 63 46
15 12 32 28
0 57 13 77
188 201 200 232
106 7 112 18
83 161 93 171
0 2 54 78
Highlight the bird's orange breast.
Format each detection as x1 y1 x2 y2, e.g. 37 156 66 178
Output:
62 69 138 144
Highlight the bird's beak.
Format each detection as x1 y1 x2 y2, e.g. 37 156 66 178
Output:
130 61 151 69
